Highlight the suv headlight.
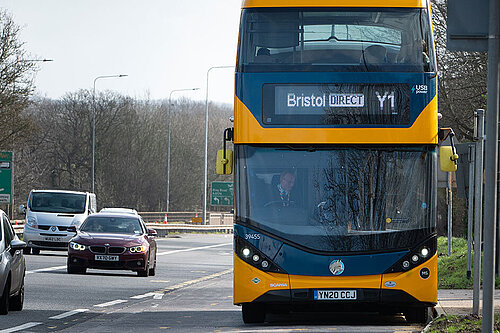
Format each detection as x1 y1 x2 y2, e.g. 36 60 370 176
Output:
26 216 37 228
129 245 147 253
69 242 86 251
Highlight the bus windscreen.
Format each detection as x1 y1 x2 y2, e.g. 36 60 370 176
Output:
236 145 436 253
238 8 435 73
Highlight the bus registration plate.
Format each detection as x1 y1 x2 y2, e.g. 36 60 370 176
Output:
314 290 356 301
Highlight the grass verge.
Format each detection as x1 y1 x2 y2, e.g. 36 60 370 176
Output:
425 314 500 333
437 236 500 289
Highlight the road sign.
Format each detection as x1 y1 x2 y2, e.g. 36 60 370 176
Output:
0 152 13 204
447 0 489 51
211 181 233 206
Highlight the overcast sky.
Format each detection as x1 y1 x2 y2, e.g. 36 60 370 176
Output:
0 0 241 105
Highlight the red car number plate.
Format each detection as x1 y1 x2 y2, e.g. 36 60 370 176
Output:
95 255 119 261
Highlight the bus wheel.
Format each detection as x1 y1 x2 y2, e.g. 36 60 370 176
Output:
242 303 266 323
404 307 429 324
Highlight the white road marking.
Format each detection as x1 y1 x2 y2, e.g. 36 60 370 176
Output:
130 292 155 299
26 265 67 275
0 322 42 333
157 268 233 294
94 299 128 308
153 293 164 299
49 308 88 319
157 242 232 256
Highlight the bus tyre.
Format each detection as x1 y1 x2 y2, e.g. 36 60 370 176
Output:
242 303 266 323
404 307 429 324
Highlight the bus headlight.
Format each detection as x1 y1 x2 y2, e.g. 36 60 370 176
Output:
235 236 286 274
384 236 436 274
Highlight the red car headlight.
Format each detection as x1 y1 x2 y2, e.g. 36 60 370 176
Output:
69 242 86 251
129 245 147 253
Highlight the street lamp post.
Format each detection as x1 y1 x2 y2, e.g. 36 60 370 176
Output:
166 88 199 213
202 66 233 225
92 74 128 193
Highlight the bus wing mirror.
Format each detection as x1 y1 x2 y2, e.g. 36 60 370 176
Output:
216 149 233 175
440 146 458 172
18 204 26 214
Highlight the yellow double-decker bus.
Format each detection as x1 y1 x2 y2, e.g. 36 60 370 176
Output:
218 0 456 324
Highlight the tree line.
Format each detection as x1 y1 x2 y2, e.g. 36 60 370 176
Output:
11 92 233 214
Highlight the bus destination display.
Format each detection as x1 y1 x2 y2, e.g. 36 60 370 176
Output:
263 83 410 125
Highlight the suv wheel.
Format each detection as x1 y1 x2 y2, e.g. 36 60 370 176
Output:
9 278 24 311
0 280 10 315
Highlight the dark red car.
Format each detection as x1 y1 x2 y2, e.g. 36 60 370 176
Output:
67 212 157 277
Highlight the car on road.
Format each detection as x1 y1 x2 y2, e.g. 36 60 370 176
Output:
67 212 157 277
20 189 97 254
99 207 138 215
0 210 26 315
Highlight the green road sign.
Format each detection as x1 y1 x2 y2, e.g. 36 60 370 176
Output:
211 181 234 206
0 152 12 204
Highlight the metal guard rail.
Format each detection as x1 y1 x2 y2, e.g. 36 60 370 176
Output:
12 223 233 235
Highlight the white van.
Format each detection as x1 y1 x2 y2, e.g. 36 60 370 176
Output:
19 190 97 254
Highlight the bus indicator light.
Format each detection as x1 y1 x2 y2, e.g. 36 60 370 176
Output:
402 261 410 269
411 255 420 263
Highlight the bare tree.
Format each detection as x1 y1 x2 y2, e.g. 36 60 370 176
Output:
0 10 38 148
432 0 487 141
